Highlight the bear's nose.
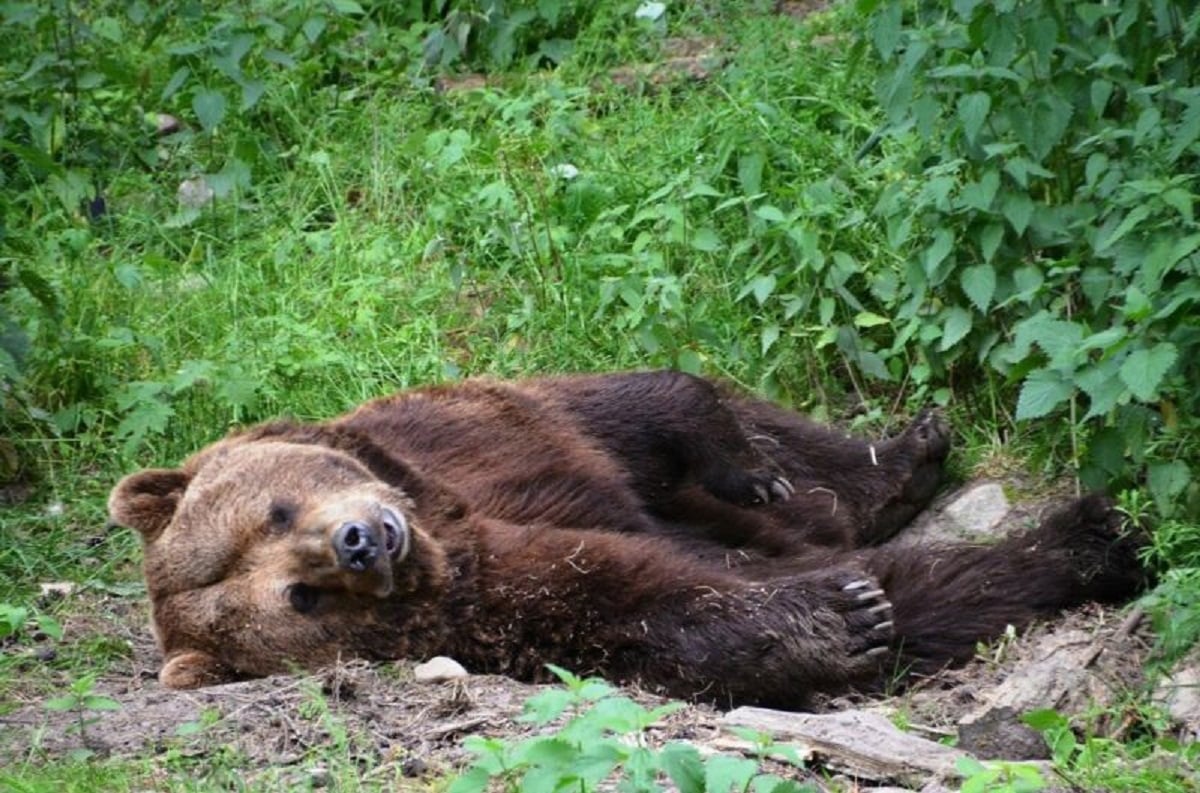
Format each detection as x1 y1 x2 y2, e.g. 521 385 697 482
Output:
332 520 380 572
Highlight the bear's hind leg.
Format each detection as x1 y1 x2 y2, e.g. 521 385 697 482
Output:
865 493 1147 676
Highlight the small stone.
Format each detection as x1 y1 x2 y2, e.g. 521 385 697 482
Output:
156 113 182 136
1154 653 1200 737
177 177 215 209
413 656 468 683
401 757 428 777
943 483 1010 535
308 764 330 788
39 581 75 599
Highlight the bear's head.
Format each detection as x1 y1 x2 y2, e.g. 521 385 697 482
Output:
109 428 455 688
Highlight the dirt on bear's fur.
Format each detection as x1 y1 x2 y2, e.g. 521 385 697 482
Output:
108 371 1148 709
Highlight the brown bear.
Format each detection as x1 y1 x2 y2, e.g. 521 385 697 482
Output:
108 370 1146 708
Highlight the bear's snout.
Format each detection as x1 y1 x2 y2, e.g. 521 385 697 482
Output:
333 520 380 571
330 505 408 574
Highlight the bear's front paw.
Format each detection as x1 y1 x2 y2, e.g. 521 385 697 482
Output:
840 575 895 662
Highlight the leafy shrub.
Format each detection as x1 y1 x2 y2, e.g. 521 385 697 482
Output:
857 0 1200 517
450 665 815 793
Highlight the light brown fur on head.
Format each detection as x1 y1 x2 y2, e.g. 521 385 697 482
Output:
110 438 451 688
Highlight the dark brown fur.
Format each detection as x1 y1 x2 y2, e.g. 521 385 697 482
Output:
108 371 1146 708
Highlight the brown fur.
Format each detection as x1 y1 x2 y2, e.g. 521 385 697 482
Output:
109 370 1147 707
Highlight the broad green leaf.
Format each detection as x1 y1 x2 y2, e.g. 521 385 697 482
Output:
959 170 1000 211
690 226 722 252
192 89 226 133
82 695 121 711
1016 368 1073 419
738 152 764 197
958 92 991 145
939 306 972 350
43 696 78 712
1148 461 1191 514
1077 358 1126 419
162 66 190 101
1119 343 1177 402
1001 191 1034 235
978 222 1004 263
447 766 490 793
961 264 996 311
660 743 705 793
755 205 786 223
760 323 780 356
1097 205 1151 253
705 754 759 793
744 274 776 305
1085 152 1108 187
677 348 703 374
854 311 890 328
872 1 903 58
1090 79 1113 116
1168 99 1200 163
923 229 954 277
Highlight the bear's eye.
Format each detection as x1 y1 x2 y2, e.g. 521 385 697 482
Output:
288 583 320 614
267 501 296 533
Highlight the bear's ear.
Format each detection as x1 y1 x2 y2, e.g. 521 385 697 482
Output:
160 650 232 689
108 468 192 542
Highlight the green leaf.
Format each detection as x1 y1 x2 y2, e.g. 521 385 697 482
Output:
1001 192 1035 235
978 222 1004 263
1016 368 1073 419
1022 709 1068 732
690 226 722 252
760 323 780 356
1119 343 1178 402
44 695 78 712
448 766 490 793
660 743 705 793
755 205 786 223
192 90 226 133
327 0 365 13
705 754 760 793
162 66 190 101
959 170 999 212
520 688 575 724
939 306 972 350
1168 99 1200 163
746 274 776 305
82 695 121 711
1148 461 1191 514
35 615 63 641
854 312 890 328
1097 205 1151 253
960 264 996 311
923 229 954 277
958 92 991 145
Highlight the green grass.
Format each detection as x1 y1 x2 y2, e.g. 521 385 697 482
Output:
2 0 1198 790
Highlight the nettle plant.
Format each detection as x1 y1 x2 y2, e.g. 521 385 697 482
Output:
860 0 1200 515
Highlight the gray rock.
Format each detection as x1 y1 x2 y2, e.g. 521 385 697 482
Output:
942 483 1010 535
413 656 468 683
890 482 1011 547
1154 652 1200 737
